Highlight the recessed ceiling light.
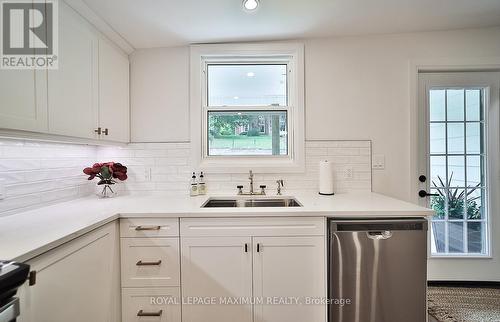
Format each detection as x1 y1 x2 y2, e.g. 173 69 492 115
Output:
243 0 259 11
246 72 255 77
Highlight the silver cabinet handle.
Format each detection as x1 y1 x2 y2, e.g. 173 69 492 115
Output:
135 225 161 231
137 309 163 317
136 260 162 266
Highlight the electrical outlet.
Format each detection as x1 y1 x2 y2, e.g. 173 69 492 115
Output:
372 154 385 170
144 168 152 181
344 166 353 179
0 179 5 200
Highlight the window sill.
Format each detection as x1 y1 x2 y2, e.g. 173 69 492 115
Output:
196 156 305 174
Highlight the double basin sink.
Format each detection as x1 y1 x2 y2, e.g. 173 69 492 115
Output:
202 197 302 208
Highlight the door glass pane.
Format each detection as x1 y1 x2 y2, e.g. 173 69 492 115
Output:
430 156 446 186
207 64 287 107
431 222 446 253
208 111 287 156
430 189 445 219
430 123 446 154
448 188 465 220
448 222 464 253
466 89 481 121
430 90 446 121
466 123 481 154
467 222 484 253
447 156 465 187
447 123 464 154
466 188 484 220
447 89 464 121
466 155 483 187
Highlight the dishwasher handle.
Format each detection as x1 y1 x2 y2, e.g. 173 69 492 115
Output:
367 231 393 240
330 219 427 232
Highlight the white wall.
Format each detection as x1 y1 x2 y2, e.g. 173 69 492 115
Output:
130 47 190 142
130 27 500 201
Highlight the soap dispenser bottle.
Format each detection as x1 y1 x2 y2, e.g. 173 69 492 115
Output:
190 172 198 196
198 172 206 195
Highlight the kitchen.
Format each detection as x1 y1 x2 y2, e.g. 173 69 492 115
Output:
0 1 499 322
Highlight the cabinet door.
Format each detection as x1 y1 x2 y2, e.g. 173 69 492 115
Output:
253 236 326 322
17 222 121 322
48 1 98 139
0 69 47 132
98 38 129 142
181 237 253 322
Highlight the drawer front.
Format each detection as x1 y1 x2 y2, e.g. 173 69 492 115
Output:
122 287 181 322
121 238 180 287
120 218 179 237
180 217 325 237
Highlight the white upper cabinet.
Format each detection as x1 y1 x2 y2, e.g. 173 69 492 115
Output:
0 1 129 143
98 38 130 142
48 1 99 139
0 69 48 133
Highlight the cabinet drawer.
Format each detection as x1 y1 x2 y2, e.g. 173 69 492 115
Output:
120 218 179 237
121 238 180 287
180 217 325 237
122 287 181 322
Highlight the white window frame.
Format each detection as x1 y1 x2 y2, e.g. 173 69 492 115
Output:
190 43 305 173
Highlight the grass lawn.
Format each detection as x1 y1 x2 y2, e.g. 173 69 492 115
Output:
209 135 287 150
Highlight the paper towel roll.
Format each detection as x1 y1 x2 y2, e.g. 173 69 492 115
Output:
319 160 334 195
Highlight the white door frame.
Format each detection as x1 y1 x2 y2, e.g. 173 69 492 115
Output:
412 65 500 280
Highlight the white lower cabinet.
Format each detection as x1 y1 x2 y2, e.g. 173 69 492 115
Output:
17 222 121 322
180 217 326 322
122 287 181 322
181 237 253 322
120 218 182 322
252 236 326 322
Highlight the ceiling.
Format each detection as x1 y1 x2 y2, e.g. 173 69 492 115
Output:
83 0 500 49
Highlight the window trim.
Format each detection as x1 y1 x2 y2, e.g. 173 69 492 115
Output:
190 43 305 173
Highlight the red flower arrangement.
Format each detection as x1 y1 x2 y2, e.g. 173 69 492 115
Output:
83 162 128 185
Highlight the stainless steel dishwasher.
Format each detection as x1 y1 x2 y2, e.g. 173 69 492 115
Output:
328 219 428 322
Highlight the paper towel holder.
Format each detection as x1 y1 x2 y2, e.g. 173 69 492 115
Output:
319 192 335 196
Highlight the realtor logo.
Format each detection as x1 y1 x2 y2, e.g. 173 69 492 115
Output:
1 0 58 69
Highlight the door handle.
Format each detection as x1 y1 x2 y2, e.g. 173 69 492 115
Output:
367 231 393 240
137 310 163 317
418 190 439 198
135 225 161 231
136 260 162 266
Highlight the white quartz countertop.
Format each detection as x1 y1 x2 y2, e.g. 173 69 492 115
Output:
0 192 433 262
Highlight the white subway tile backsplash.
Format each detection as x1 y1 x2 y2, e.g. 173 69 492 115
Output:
100 140 372 196
0 139 97 217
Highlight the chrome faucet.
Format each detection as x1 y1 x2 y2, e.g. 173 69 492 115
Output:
236 170 266 195
276 179 284 195
249 170 254 194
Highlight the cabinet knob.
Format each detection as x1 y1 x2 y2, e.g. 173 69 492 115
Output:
94 127 102 135
102 128 109 136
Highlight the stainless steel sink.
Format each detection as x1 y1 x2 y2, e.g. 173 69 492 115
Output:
202 197 302 208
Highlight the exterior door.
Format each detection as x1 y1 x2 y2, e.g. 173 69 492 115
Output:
181 236 253 322
418 72 500 280
252 236 326 322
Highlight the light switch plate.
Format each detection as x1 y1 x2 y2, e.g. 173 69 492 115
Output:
372 154 385 170
0 179 5 200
